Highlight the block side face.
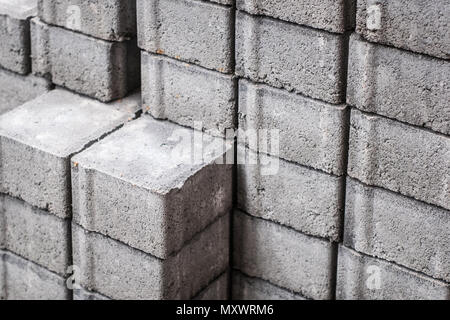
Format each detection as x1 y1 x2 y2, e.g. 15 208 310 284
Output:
336 246 450 300
238 79 348 175
0 250 69 300
73 287 110 300
232 271 307 300
0 194 70 275
0 15 31 74
237 0 354 33
347 35 450 135
193 272 229 300
344 178 450 282
356 0 450 59
0 0 38 20
141 53 236 137
137 0 233 72
0 69 51 115
38 0 137 41
348 109 450 210
233 211 335 300
237 148 343 241
236 12 346 104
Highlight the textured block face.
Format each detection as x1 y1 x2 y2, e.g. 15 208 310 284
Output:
237 0 355 33
336 246 450 300
237 147 344 241
238 79 348 175
37 0 136 41
0 195 70 275
348 109 450 210
356 0 450 59
0 89 140 218
0 250 70 300
73 288 110 300
193 272 229 300
137 0 233 73
0 0 37 74
0 68 51 115
141 52 236 137
344 178 450 282
236 11 347 104
72 116 233 259
31 18 140 102
232 272 307 300
72 215 229 300
347 35 450 135
233 211 336 300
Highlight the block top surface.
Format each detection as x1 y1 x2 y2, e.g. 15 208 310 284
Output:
72 115 232 194
0 89 140 158
0 0 37 19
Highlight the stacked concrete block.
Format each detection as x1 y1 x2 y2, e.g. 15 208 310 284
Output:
30 0 139 102
0 0 51 114
340 0 450 300
138 0 236 137
234 1 352 300
71 116 232 299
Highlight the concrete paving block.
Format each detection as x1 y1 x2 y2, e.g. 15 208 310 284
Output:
193 272 229 300
356 0 450 59
72 115 233 259
0 0 37 74
348 109 450 210
238 79 348 175
347 35 450 135
0 68 51 115
344 178 450 283
236 11 347 104
0 194 70 276
237 147 344 241
0 250 70 300
0 88 140 218
232 271 307 300
336 246 450 300
237 0 355 33
30 18 140 102
141 52 236 137
73 287 110 300
72 214 229 300
37 0 136 41
137 0 234 73
233 210 336 300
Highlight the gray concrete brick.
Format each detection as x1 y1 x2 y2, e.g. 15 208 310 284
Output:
73 287 110 300
237 0 355 33
137 0 234 73
236 11 347 104
193 272 229 300
0 0 37 74
0 250 70 300
141 52 236 137
237 147 344 241
337 246 450 300
348 109 450 210
0 89 140 218
347 35 450 135
38 0 136 41
238 79 348 175
72 115 233 259
344 178 450 283
232 271 307 300
31 18 140 102
0 67 51 115
356 0 450 59
72 214 229 300
0 194 70 276
233 210 336 300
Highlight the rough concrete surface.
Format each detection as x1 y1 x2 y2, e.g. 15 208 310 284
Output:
141 52 236 137
0 89 140 218
72 115 233 259
337 246 450 300
193 272 229 300
233 210 336 300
